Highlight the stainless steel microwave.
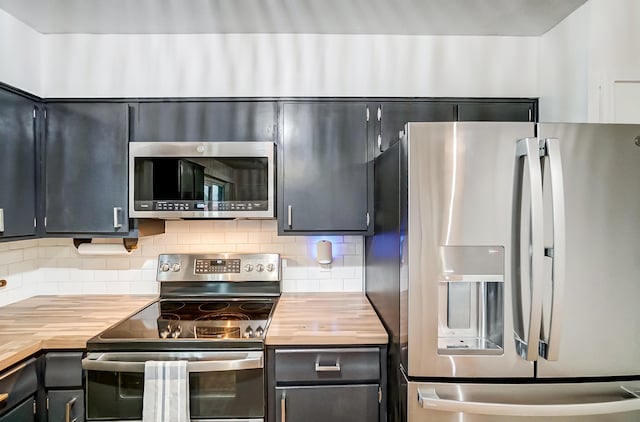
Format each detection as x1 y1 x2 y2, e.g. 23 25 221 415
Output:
129 142 275 218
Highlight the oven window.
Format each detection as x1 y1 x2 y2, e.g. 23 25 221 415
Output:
86 368 264 420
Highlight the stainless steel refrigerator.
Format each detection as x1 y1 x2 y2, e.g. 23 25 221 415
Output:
365 122 640 422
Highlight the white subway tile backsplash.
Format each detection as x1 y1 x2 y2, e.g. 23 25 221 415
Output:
0 221 365 305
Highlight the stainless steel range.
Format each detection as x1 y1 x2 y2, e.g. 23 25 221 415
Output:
83 253 281 422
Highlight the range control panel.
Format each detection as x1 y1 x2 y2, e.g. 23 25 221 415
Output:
156 253 281 282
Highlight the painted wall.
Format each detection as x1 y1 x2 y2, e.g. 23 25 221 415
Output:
41 34 538 98
0 9 42 96
0 220 363 307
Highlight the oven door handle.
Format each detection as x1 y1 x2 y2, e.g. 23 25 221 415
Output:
82 351 263 373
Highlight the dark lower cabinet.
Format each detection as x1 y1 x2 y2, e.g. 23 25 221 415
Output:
44 102 129 234
0 88 37 240
457 101 535 122
268 347 387 422
0 397 36 422
44 352 84 422
276 385 379 422
279 102 371 234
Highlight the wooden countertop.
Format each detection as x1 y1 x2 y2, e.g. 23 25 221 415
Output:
265 293 388 346
0 295 154 371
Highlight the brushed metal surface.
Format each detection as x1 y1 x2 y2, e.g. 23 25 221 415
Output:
403 122 535 378
536 123 640 378
407 379 640 421
156 253 281 283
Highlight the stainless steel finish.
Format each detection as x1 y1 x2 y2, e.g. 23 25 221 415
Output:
112 207 122 229
281 393 287 422
103 419 263 422
0 361 27 381
65 396 77 422
256 264 264 272
157 253 281 283
82 351 263 373
287 205 292 227
0 208 4 232
408 380 640 421
314 362 341 372
403 122 535 378
539 137 566 361
129 141 275 218
536 123 640 378
513 137 545 361
266 264 275 272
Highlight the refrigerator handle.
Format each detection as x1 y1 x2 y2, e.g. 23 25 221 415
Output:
513 138 545 361
540 137 566 361
417 387 640 416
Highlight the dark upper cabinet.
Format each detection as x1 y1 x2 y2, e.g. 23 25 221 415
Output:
457 101 536 122
279 102 370 234
0 89 37 239
131 101 276 142
44 102 129 234
375 101 455 155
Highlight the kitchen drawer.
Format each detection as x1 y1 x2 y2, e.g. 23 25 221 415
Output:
0 396 35 422
276 384 379 422
0 358 37 417
275 348 380 383
45 352 83 388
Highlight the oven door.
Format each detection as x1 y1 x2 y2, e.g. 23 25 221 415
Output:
83 351 264 421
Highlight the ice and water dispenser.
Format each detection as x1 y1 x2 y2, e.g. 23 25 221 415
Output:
437 246 504 355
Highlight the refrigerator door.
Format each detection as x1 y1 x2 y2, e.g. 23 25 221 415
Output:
536 123 640 378
407 380 640 422
403 122 536 378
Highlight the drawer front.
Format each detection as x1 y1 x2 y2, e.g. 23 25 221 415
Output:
45 352 83 388
47 390 85 422
0 397 35 422
275 348 380 383
0 358 37 417
276 384 379 422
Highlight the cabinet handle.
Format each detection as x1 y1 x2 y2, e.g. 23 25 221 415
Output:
65 396 77 422
113 207 122 229
0 208 4 232
315 362 341 372
0 392 8 404
377 134 383 152
287 205 292 228
281 392 286 422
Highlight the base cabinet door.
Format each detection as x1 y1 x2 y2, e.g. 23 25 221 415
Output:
276 385 379 422
0 397 36 422
47 390 84 422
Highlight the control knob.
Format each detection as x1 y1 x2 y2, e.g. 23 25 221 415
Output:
266 263 276 272
255 326 264 337
244 264 254 272
160 263 170 272
171 263 181 272
256 264 264 272
244 326 254 338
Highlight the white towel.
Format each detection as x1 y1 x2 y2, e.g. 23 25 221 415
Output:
142 360 190 422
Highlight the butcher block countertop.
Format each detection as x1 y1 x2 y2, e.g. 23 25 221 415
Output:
0 295 154 371
265 292 388 346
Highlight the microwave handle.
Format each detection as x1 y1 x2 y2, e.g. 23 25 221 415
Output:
82 352 263 373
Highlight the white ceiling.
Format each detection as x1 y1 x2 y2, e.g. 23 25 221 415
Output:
0 0 587 36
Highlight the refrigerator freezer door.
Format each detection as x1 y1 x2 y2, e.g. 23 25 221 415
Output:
537 123 640 378
407 380 640 422
403 122 535 378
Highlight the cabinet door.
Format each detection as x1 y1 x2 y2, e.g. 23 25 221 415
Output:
280 102 369 233
0 89 36 239
457 101 535 122
45 103 129 234
132 101 276 142
47 390 84 422
0 397 35 422
376 102 455 155
276 385 378 422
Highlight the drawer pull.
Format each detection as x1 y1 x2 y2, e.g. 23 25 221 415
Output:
315 362 341 372
65 396 77 422
281 392 286 422
0 393 8 405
